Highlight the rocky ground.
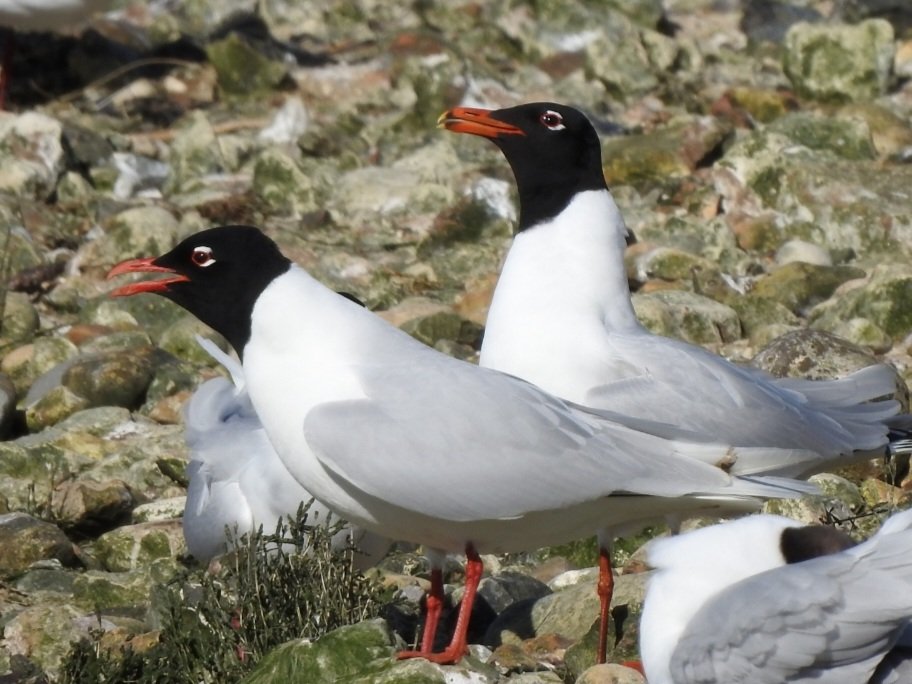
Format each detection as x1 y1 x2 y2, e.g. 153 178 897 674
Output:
2 0 912 682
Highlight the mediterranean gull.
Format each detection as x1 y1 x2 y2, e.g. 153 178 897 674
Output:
182 335 392 569
640 508 912 683
440 101 911 662
107 224 816 663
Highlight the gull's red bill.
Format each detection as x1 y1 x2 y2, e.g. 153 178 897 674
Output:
106 257 189 297
437 107 526 139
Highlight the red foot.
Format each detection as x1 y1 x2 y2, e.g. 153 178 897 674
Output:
420 567 444 653
396 544 482 665
395 644 467 664
597 545 615 665
621 659 645 675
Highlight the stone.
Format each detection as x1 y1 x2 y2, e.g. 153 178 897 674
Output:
767 112 877 161
24 385 91 432
93 521 186 572
165 111 224 194
827 318 892 354
602 117 730 189
51 479 135 532
0 513 79 577
751 327 899 385
477 571 552 615
0 292 39 355
400 311 482 349
2 603 92 680
206 33 289 98
730 297 799 337
62 348 156 410
774 239 832 267
750 262 865 314
809 265 912 342
783 19 895 102
0 112 65 199
632 290 741 345
131 497 186 523
240 619 396 684
576 663 646 684
78 206 180 271
252 147 318 217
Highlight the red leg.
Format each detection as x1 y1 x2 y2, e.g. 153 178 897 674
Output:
0 30 14 110
398 544 482 664
597 544 615 665
419 567 444 653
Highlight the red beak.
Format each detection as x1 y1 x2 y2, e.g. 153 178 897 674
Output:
106 257 189 297
437 107 525 139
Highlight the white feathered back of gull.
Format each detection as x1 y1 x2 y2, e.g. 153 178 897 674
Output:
182 336 391 569
0 0 112 31
641 508 912 684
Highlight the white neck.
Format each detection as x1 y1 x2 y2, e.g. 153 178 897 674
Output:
479 189 640 398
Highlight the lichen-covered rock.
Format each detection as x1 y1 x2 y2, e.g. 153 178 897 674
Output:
774 239 832 267
750 262 865 314
71 563 170 614
24 385 91 432
2 603 92 680
826 317 892 354
252 147 318 217
602 117 730 189
632 290 741 345
206 33 288 98
0 513 79 577
808 265 912 341
730 296 800 337
767 112 877 161
93 521 185 572
241 619 396 684
783 19 895 102
0 292 39 355
400 311 482 349
78 206 180 271
0 112 65 199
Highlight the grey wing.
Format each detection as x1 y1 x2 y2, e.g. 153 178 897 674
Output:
303 359 771 523
587 335 896 461
671 535 912 684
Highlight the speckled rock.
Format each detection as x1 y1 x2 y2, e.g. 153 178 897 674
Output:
783 19 895 102
827 317 892 354
24 385 92 432
206 32 289 98
62 349 156 410
0 513 80 577
751 328 895 382
2 603 93 680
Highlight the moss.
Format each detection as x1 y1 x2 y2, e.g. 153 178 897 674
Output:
748 165 786 206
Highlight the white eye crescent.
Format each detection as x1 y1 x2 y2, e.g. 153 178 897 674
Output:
191 246 215 268
539 110 565 131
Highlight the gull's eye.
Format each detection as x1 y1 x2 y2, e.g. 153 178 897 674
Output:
191 246 215 268
539 110 565 131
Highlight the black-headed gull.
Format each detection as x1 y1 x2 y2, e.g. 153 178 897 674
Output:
182 335 391 570
441 101 910 661
107 224 816 663
640 508 912 683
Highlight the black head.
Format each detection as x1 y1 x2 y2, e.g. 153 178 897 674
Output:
107 225 291 356
780 524 857 564
440 102 608 232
